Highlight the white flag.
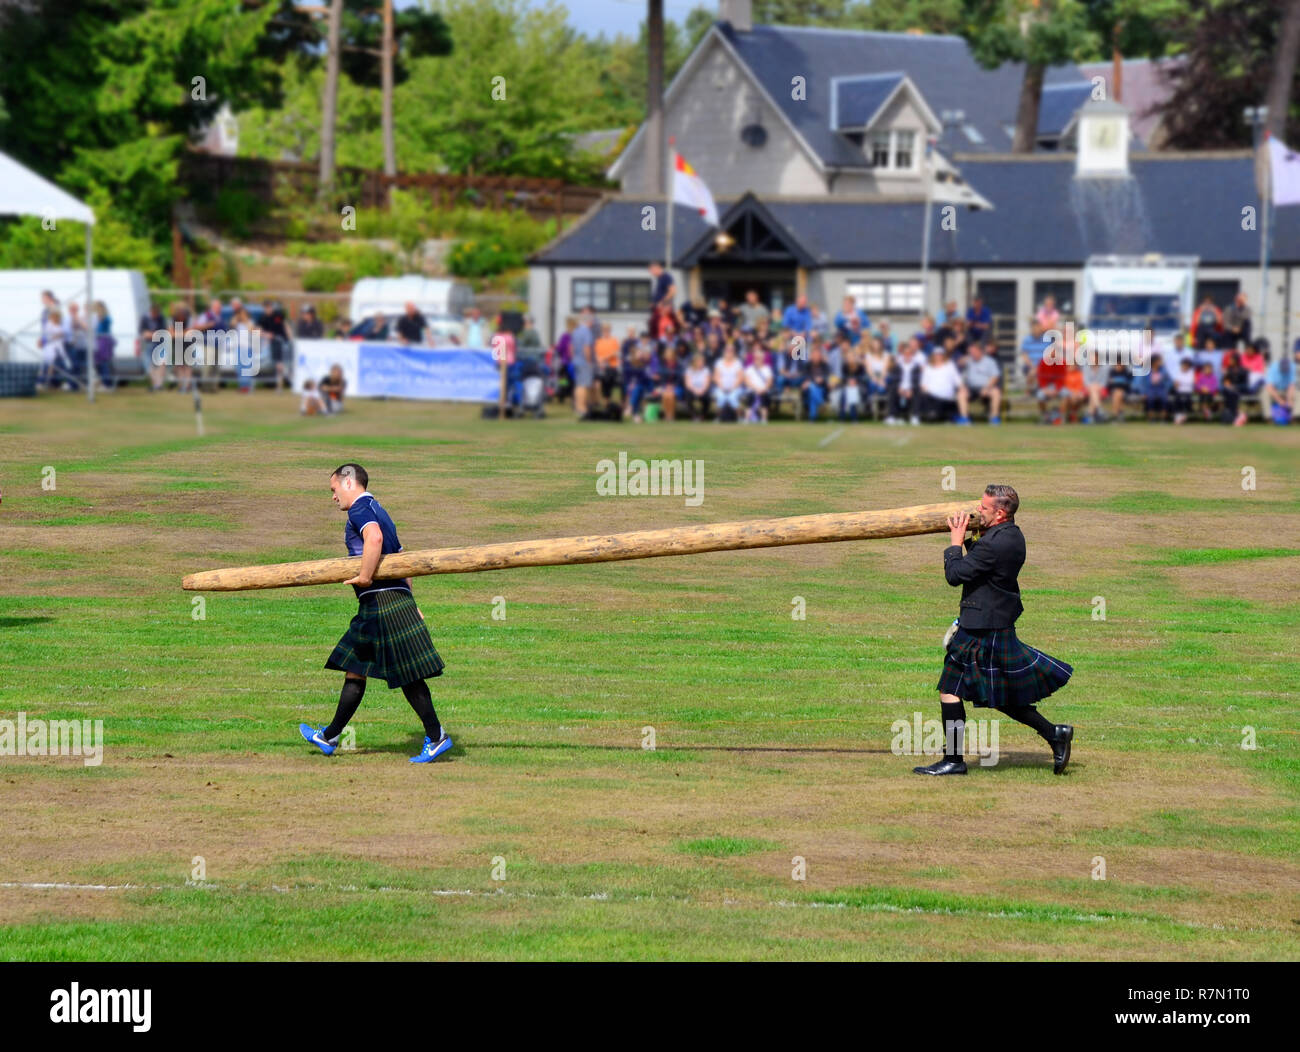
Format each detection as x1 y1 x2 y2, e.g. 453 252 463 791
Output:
672 151 719 227
1268 135 1300 207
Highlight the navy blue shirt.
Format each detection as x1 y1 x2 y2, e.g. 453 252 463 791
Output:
344 493 411 598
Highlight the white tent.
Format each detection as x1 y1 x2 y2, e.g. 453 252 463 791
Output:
0 150 98 401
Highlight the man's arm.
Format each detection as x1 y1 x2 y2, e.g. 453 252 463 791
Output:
344 522 384 587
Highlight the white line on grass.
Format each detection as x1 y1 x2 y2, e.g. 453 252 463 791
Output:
818 428 845 448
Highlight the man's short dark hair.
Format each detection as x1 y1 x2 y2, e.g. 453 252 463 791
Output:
331 463 368 489
985 484 1019 521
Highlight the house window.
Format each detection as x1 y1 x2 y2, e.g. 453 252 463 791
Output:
894 130 915 169
572 278 651 313
868 129 918 171
870 132 891 168
846 281 924 314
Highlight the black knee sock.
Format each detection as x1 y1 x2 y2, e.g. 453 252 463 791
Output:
1004 704 1055 741
323 677 366 741
941 700 967 762
401 679 442 740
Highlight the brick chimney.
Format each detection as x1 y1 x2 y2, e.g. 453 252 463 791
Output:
719 0 752 32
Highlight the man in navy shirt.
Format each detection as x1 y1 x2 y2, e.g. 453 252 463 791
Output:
299 463 453 764
966 297 992 344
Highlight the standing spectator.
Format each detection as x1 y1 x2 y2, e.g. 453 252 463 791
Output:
260 299 291 391
460 307 487 348
518 314 542 355
886 340 924 425
396 302 429 346
962 342 1003 424
139 303 166 391
683 351 712 421
92 301 115 391
63 301 89 382
550 316 576 404
570 308 595 419
1189 295 1223 350
230 301 259 392
920 347 968 424
781 294 812 339
296 303 325 339
1035 294 1061 333
1260 347 1296 424
1222 292 1251 350
834 295 870 346
737 289 767 332
38 308 70 389
648 260 675 323
966 296 992 345
169 300 194 392
366 310 390 341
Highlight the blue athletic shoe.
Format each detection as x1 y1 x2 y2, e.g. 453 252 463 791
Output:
989 416 1001 426
299 723 336 756
409 732 453 764
954 415 972 426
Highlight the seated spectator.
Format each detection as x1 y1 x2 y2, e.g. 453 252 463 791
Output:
624 345 653 422
1194 362 1219 420
657 345 682 421
296 303 325 339
886 340 924 425
1219 350 1251 426
862 338 891 414
301 378 328 416
914 314 937 353
1037 352 1068 425
962 342 1002 424
320 364 346 412
824 334 844 378
683 352 712 421
875 319 895 354
743 348 774 424
1080 348 1109 423
1144 354 1173 421
396 302 429 345
1062 363 1088 422
1260 347 1297 425
801 343 831 421
809 304 830 342
835 347 866 422
1021 320 1052 385
1241 339 1268 393
1172 357 1196 425
712 341 746 422
920 347 969 424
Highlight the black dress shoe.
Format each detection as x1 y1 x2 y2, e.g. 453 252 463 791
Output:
912 758 967 776
1050 725 1074 774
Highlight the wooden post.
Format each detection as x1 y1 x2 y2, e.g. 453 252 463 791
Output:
182 501 984 591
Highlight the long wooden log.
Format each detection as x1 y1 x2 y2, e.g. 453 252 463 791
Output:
181 500 984 592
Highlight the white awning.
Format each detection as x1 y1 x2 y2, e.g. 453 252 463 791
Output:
0 150 95 225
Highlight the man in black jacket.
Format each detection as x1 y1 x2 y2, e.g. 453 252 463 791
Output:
913 484 1075 776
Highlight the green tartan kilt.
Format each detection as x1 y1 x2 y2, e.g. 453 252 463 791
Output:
937 626 1071 710
325 589 445 688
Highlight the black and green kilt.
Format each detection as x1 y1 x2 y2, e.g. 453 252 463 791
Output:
325 589 445 688
937 626 1071 710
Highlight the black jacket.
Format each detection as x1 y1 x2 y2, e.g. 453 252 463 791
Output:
943 520 1025 630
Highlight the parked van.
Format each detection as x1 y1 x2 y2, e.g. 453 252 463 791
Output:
0 268 150 368
348 276 475 345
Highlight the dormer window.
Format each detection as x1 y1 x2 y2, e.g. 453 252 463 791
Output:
868 129 917 171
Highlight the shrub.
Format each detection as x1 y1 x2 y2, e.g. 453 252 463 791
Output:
301 265 350 293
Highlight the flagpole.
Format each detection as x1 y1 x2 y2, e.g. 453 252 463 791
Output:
1261 131 1272 346
665 136 676 283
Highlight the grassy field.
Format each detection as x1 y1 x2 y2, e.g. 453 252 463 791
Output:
1 388 1298 960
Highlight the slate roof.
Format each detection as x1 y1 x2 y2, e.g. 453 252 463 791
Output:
717 23 1090 165
1038 82 1096 138
831 73 906 131
532 154 1289 268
